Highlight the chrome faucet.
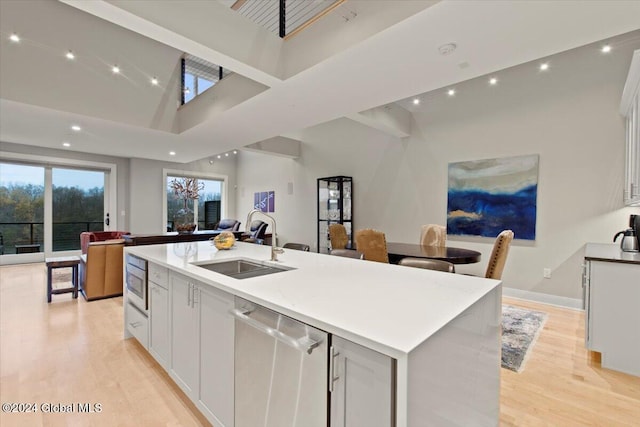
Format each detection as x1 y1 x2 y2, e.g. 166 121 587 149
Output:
246 209 284 261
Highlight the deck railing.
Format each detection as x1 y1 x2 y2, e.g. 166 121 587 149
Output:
0 221 103 254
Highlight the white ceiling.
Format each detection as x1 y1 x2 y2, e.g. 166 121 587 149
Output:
1 0 639 163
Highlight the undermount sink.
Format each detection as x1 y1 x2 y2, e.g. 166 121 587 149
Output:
193 259 292 279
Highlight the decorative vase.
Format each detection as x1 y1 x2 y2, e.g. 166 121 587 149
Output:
174 201 196 234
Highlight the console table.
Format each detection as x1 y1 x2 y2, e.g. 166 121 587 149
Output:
124 231 245 246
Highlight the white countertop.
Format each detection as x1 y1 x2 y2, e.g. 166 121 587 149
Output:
585 243 640 264
126 241 500 358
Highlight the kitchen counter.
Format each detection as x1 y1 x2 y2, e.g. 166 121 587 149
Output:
125 241 502 426
585 243 640 265
125 241 500 358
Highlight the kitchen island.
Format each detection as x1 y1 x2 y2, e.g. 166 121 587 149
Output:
124 241 502 427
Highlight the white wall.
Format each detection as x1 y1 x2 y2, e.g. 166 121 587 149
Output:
129 156 238 234
236 38 640 305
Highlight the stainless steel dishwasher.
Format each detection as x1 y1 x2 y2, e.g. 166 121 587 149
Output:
231 297 328 427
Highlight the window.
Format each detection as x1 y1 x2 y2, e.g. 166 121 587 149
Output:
164 170 227 231
181 54 231 105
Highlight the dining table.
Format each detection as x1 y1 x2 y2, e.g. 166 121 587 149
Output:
386 242 482 265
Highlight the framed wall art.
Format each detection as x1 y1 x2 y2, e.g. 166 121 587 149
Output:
447 154 539 240
254 190 275 213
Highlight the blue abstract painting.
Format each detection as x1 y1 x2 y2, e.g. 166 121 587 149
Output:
447 154 538 240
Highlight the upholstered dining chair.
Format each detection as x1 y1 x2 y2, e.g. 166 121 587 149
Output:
330 249 364 260
398 258 455 273
329 223 349 250
282 242 310 252
354 229 389 263
420 224 447 246
485 230 514 279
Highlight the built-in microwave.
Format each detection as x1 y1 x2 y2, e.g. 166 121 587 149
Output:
126 254 147 312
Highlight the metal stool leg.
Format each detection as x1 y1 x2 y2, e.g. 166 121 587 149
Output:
72 265 79 298
47 266 53 303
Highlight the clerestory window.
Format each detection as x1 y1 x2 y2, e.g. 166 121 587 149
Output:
181 54 232 105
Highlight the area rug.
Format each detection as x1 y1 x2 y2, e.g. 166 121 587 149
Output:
501 305 548 373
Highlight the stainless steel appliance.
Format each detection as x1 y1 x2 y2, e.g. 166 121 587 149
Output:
231 297 328 427
125 254 148 311
614 214 640 252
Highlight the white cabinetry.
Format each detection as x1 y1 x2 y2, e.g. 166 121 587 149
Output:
125 301 148 348
169 271 234 427
585 259 640 376
170 273 199 396
198 285 234 427
148 262 169 369
621 49 640 206
330 336 394 427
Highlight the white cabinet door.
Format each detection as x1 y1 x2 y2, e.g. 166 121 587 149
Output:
149 281 170 369
198 286 234 427
330 336 394 427
621 49 640 206
170 273 199 398
587 260 640 376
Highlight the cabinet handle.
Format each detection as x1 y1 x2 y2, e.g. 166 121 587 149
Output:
328 345 340 392
192 286 198 307
187 283 192 307
129 321 142 328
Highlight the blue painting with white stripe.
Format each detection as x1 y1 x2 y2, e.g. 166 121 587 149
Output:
447 154 538 240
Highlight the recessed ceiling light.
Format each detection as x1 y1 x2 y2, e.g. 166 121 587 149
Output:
169 151 176 156
601 45 612 53
489 77 498 85
62 142 71 147
447 89 456 96
151 77 159 85
217 155 221 159
539 63 549 71
112 65 120 74
71 125 81 131
412 98 420 105
233 150 238 155
9 33 20 43
66 50 75 60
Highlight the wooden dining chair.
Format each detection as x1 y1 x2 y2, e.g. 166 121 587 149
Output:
329 224 349 250
282 242 310 252
420 224 446 246
398 258 455 273
354 229 389 263
485 230 514 279
330 249 364 259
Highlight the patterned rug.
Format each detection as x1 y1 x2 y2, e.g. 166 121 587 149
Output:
502 305 548 373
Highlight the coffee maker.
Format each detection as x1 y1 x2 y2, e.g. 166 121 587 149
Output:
614 214 640 252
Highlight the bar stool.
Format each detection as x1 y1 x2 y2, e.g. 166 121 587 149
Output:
46 256 81 303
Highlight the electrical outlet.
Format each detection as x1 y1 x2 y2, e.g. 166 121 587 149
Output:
543 268 552 279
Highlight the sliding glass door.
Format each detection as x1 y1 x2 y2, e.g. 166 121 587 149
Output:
0 163 45 256
0 162 110 263
52 168 105 251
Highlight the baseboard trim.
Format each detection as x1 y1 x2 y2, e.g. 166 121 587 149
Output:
503 287 583 310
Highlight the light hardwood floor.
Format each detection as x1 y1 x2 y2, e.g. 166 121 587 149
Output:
1 263 639 426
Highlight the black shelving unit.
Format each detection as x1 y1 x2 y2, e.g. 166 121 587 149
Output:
317 176 352 253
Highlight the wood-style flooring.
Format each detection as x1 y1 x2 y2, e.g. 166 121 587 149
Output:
1 263 639 426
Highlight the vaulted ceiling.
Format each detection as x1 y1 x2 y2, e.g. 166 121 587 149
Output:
1 0 639 163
